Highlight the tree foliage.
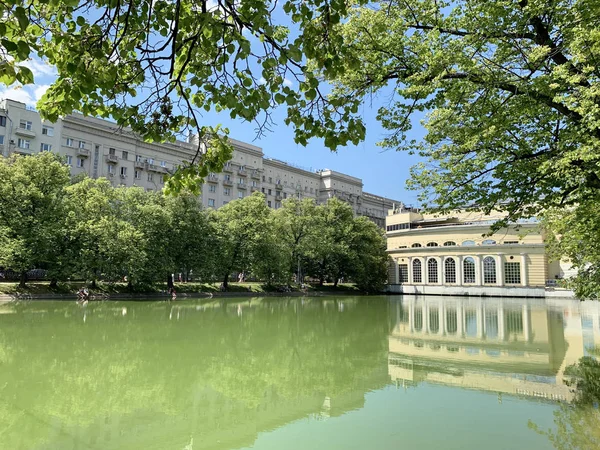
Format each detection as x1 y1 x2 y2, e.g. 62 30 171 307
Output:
0 154 388 291
0 0 369 192
309 0 600 220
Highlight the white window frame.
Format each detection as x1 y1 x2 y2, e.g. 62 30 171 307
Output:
208 198 215 207
17 138 30 149
42 125 54 136
19 120 32 131
40 143 52 152
76 157 84 168
66 138 74 147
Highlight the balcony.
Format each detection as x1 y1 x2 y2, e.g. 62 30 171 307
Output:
223 179 233 186
106 154 119 164
14 146 35 155
237 184 247 190
77 148 90 157
15 128 36 139
207 174 219 183
134 160 145 169
237 169 247 177
250 186 260 193
223 164 233 173
251 171 261 180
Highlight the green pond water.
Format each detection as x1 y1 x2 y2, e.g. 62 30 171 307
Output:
0 295 598 450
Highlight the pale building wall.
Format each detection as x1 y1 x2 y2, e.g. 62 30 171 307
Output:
1 97 403 224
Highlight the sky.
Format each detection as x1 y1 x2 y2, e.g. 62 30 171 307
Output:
0 11 428 206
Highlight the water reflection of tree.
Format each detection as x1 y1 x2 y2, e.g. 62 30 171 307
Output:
0 298 390 449
529 352 600 450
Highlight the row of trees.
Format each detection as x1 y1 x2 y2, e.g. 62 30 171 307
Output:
0 153 389 291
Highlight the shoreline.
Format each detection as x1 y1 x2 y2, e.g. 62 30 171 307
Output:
0 290 367 302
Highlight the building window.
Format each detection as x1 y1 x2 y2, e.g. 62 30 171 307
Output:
504 262 521 284
224 174 231 181
267 200 272 207
483 256 497 284
122 151 128 160
268 189 272 195
262 175 266 181
223 201 228 206
79 140 86 149
445 258 456 283
42 125 54 136
208 199 215 207
135 170 141 179
275 201 281 208
109 147 116 155
40 143 52 152
160 160 166 167
66 138 74 147
107 164 114 174
66 155 73 165
147 173 154 182
504 240 519 245
463 257 476 283
77 157 84 168
120 167 127 177
428 259 438 283
208 185 216 193
426 242 439 247
0 116 6 127
283 193 287 199
136 155 143 162
238 178 244 185
19 120 32 130
411 243 422 248
482 239 496 245
0 135 3 145
224 187 231 196
399 264 408 283
269 177 272 183
462 240 476 246
412 259 422 283
17 138 30 149
443 241 456 246
238 192 244 199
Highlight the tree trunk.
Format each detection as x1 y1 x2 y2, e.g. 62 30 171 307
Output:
19 271 27 288
222 273 229 290
49 279 58 288
334 277 339 288
167 273 174 290
128 279 133 292
91 279 97 289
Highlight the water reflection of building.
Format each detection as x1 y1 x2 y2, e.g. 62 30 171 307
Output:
388 297 600 403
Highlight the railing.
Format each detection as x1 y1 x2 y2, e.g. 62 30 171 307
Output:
223 165 233 173
223 179 233 186
106 154 119 163
77 148 90 157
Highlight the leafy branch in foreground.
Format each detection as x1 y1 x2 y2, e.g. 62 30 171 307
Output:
0 0 368 192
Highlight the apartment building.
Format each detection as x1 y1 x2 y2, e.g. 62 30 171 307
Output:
385 206 574 297
0 98 402 225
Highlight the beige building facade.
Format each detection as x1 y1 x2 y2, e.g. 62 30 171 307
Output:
385 207 572 297
1 98 401 226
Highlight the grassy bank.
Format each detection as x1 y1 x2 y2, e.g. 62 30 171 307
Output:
0 281 361 297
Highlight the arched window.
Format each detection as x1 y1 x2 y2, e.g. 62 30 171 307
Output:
462 240 476 246
463 257 476 283
412 259 422 283
443 241 456 246
483 256 497 284
445 258 456 283
482 239 497 245
428 258 438 283
411 243 422 248
426 242 439 247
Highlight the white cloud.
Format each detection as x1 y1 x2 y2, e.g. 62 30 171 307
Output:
0 85 35 106
283 78 293 87
21 58 57 78
34 84 50 101
258 77 267 85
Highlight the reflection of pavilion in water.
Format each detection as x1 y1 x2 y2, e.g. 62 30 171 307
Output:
388 297 600 403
